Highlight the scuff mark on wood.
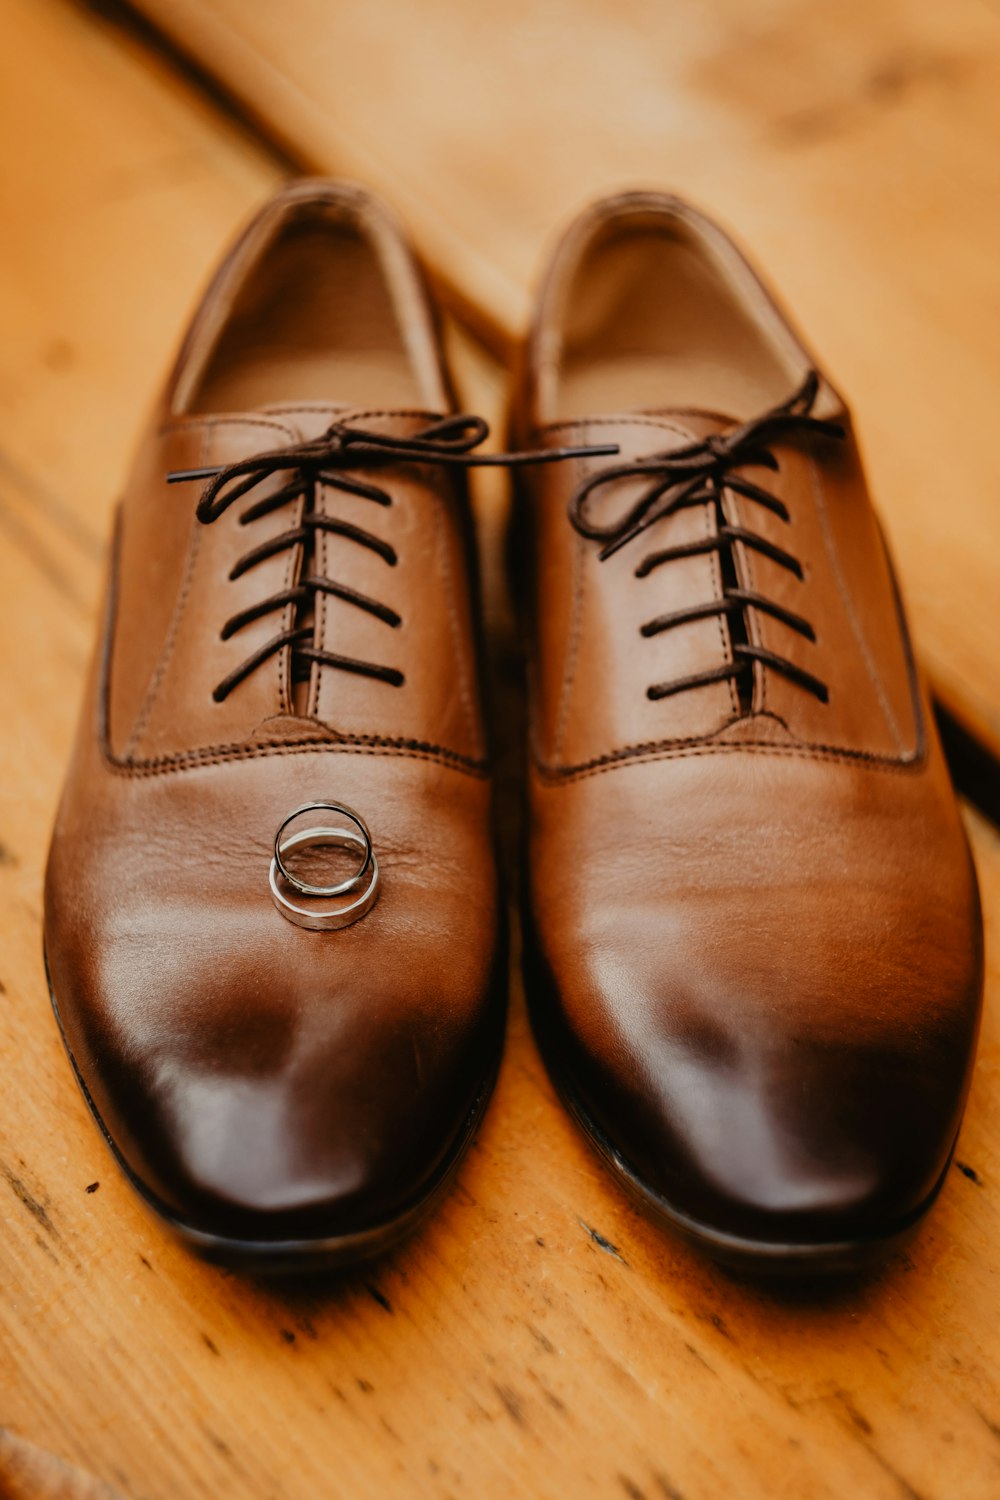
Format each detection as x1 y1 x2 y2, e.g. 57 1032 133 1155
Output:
618 1475 647 1500
493 1383 526 1426
835 1389 873 1436
3 1164 60 1240
527 1323 555 1354
683 1341 714 1373
578 1219 628 1264
709 1313 733 1342
365 1283 393 1314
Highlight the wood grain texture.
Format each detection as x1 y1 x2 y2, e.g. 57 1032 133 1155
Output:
0 1428 123 1500
2 3 1000 1498
124 0 1000 758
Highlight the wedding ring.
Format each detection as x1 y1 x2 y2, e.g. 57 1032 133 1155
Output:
269 802 381 932
273 801 373 898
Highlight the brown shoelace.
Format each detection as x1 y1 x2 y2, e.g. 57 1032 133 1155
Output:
567 370 845 708
169 415 617 702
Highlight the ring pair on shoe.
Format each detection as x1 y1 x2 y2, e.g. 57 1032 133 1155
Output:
44 181 983 1276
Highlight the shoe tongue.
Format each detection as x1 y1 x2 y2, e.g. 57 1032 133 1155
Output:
544 407 737 466
165 403 451 480
639 407 737 436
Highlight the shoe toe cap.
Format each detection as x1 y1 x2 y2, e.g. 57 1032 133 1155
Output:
535 890 982 1248
51 897 502 1250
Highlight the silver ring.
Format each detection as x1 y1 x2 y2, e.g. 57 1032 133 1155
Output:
269 828 381 932
273 801 372 898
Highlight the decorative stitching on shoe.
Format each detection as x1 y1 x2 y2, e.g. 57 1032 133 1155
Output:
532 735 925 784
553 460 585 762
106 736 490 779
122 429 207 758
433 481 482 756
805 437 906 753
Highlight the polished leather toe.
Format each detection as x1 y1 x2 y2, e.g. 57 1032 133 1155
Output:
46 748 502 1245
527 751 982 1250
535 905 978 1246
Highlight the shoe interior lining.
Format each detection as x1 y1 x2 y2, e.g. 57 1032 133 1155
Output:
179 199 438 413
545 212 809 422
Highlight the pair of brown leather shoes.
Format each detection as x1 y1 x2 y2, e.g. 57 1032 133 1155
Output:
44 180 983 1275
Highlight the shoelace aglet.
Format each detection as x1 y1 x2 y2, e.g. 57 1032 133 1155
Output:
493 441 619 467
167 466 225 484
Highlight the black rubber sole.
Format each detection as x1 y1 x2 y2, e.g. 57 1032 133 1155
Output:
521 915 949 1279
45 949 502 1274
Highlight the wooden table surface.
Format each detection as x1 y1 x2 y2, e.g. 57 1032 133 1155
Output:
1 3 999 1497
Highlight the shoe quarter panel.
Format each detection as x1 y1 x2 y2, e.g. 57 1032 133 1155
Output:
108 415 304 763
729 424 920 759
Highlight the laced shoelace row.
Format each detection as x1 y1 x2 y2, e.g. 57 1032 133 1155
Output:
168 414 617 703
567 370 845 708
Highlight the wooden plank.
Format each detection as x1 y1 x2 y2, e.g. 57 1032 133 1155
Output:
123 0 1000 759
4 3 1000 1499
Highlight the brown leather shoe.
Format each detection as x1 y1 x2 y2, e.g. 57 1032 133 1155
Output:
512 191 984 1273
44 180 509 1270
